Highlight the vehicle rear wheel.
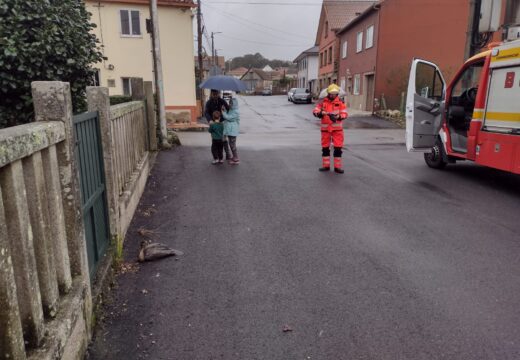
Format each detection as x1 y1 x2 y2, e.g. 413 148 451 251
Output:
424 140 447 169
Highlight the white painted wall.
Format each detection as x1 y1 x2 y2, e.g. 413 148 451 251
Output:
296 53 319 92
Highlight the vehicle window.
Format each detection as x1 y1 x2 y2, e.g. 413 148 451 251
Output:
295 88 308 94
415 62 444 100
451 62 483 97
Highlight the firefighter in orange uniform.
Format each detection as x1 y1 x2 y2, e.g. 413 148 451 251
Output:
313 84 348 174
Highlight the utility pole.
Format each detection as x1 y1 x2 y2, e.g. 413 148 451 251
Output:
197 0 204 117
211 32 215 66
211 32 222 68
149 0 169 148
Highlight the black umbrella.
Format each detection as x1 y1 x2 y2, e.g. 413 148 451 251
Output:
199 75 247 92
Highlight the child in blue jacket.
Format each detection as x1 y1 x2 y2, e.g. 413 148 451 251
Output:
208 111 224 164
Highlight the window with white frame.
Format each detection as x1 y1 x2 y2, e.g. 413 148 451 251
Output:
366 25 374 49
340 77 346 93
120 9 141 36
342 41 348 59
93 69 100 86
122 77 132 96
356 32 363 52
353 74 361 95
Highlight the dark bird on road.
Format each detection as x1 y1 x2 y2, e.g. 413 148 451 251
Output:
138 241 184 262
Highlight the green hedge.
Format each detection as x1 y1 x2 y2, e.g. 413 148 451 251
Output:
0 0 103 128
110 95 133 105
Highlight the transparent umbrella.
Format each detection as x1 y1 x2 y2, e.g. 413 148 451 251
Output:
318 87 347 99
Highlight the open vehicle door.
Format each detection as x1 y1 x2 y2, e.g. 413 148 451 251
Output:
406 59 446 152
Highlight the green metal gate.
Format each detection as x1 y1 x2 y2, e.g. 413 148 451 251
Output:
73 111 110 277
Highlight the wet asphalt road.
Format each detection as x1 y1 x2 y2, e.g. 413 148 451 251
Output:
88 95 520 360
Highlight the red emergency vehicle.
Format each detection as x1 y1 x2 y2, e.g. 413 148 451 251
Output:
406 39 520 174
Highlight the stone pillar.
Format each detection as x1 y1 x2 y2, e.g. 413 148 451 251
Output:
131 78 145 101
32 81 93 335
31 82 90 281
0 187 27 359
87 87 118 239
144 81 158 151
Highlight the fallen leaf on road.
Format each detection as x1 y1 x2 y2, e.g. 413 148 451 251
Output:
119 262 140 274
140 207 157 217
141 289 149 295
282 325 293 332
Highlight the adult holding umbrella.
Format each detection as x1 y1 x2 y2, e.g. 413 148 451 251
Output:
200 76 247 162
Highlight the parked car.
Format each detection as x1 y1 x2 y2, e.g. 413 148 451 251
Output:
292 88 312 104
262 88 272 96
287 88 297 102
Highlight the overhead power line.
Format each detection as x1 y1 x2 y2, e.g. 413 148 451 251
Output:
204 2 312 41
219 33 309 47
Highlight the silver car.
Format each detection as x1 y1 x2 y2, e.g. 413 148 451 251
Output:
292 88 312 104
288 88 297 102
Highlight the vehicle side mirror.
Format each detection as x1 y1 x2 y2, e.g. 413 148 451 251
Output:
306 89 310 93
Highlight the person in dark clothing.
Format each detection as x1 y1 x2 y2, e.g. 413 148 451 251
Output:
205 89 231 160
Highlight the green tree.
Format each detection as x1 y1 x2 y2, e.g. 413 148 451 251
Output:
0 0 103 128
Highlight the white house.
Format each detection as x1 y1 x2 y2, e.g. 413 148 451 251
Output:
293 46 319 95
85 0 198 124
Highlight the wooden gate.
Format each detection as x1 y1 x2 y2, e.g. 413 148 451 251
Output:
73 111 110 277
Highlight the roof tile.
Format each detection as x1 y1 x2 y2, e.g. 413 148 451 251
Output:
324 0 376 30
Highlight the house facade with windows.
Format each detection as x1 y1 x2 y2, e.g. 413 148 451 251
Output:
337 0 505 112
314 0 376 91
337 5 379 111
294 46 319 95
85 0 198 123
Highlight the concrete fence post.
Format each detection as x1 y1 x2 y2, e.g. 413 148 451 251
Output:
87 87 118 239
32 81 93 337
0 187 27 359
0 159 45 347
31 81 91 281
41 144 73 294
22 151 60 317
144 81 158 151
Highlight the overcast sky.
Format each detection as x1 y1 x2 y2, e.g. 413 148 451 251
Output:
196 0 323 61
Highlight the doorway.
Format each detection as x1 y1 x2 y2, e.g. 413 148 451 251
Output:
364 74 375 111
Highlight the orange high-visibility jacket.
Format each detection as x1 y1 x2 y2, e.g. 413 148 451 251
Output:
313 97 348 131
